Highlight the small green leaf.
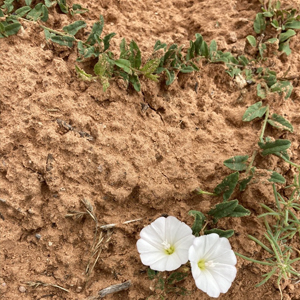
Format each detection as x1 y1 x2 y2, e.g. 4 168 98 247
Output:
165 69 175 85
279 29 296 43
258 139 291 156
188 210 206 237
40 5 49 22
71 4 89 15
257 84 267 99
3 22 21 36
57 0 68 13
204 228 234 238
246 35 257 47
75 65 95 81
227 204 251 217
63 20 86 36
103 32 116 51
129 40 141 69
270 81 293 99
254 13 266 34
214 172 239 201
209 40 217 59
268 114 293 132
15 6 32 17
194 33 203 56
129 74 141 92
268 171 285 184
285 20 300 29
242 101 267 121
154 40 167 51
86 15 104 45
0 10 4 18
208 200 238 223
25 0 32 5
200 41 209 58
50 35 75 48
147 268 158 280
224 155 249 171
26 3 43 21
239 174 254 191
279 40 291 56
114 59 132 75
45 0 56 7
180 65 194 73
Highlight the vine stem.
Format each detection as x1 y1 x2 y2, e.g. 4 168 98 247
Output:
259 105 270 143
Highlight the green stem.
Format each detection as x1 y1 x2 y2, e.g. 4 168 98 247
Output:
235 252 274 266
196 189 216 196
259 105 269 143
245 150 257 175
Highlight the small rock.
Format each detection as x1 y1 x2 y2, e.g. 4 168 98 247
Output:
228 32 237 43
35 234 41 240
19 286 26 293
48 241 53 246
76 286 83 293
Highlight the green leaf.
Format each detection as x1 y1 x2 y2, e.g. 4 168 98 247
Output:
141 58 160 75
200 41 209 58
208 200 238 223
274 149 290 161
256 84 267 99
246 35 257 47
45 0 56 7
165 69 175 85
75 65 95 81
57 0 68 14
214 172 239 201
270 80 293 99
204 228 234 238
258 139 291 156
267 114 293 132
40 5 49 22
239 169 255 191
103 32 116 51
129 74 141 92
3 22 21 36
180 65 194 73
50 35 75 48
227 204 251 217
224 155 249 171
0 10 4 18
71 4 89 15
26 3 43 21
279 40 291 56
63 20 86 36
25 0 32 5
167 272 188 285
154 40 167 51
254 13 266 34
15 6 32 17
242 101 267 121
147 268 158 280
209 40 217 59
86 15 104 45
129 40 141 69
114 59 132 75
285 20 300 29
268 171 285 184
186 40 195 60
279 29 296 43
194 33 203 56
188 210 206 237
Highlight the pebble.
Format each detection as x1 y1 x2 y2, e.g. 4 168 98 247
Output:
35 234 41 240
19 286 26 293
76 286 83 293
228 31 237 43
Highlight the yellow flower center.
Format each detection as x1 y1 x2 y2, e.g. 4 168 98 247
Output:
198 259 215 270
198 259 206 270
162 240 175 255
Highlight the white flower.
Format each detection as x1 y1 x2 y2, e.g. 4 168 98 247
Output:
189 233 237 298
136 216 195 272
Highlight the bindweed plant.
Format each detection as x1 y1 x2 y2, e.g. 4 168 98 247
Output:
137 216 238 298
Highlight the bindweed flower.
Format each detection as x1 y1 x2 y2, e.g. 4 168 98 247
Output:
189 233 237 298
136 216 195 272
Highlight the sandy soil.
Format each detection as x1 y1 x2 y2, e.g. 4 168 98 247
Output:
1 0 300 299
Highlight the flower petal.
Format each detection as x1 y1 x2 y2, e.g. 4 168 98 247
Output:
208 264 237 292
174 234 195 250
193 269 222 298
165 216 193 244
136 238 162 254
